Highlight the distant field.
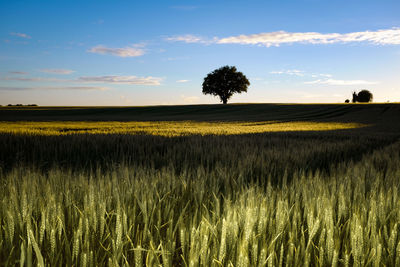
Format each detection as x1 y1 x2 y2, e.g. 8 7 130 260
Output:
1 103 400 266
1 103 399 124
0 120 365 136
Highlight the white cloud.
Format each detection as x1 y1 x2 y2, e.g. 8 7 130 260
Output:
176 79 190 83
270 69 305 76
78 75 162 85
169 28 400 47
88 45 145 57
218 32 339 46
304 78 378 85
319 74 333 78
0 86 107 91
165 34 216 44
310 73 332 78
217 28 400 47
10 32 31 39
270 69 334 79
132 42 147 48
40 69 75 75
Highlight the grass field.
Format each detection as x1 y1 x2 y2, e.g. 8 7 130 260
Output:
0 104 400 266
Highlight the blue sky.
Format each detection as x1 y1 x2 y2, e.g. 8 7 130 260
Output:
1 0 400 106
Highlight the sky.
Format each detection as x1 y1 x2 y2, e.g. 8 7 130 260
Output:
1 0 400 106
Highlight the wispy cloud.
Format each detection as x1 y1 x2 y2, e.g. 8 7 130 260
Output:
1 74 162 86
10 32 31 39
165 35 216 44
176 79 190 83
8 71 29 75
0 86 107 91
270 69 333 78
268 69 376 86
40 69 75 75
169 28 400 47
88 45 145 57
78 75 162 85
218 28 400 47
0 76 66 82
311 73 332 78
270 69 305 76
304 78 378 85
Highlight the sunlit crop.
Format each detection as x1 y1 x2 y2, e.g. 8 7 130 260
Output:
0 120 365 136
0 110 397 266
0 138 399 266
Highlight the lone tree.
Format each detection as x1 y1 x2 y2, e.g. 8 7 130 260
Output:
202 66 250 104
352 90 373 103
357 89 373 103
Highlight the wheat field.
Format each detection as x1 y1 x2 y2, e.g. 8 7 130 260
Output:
0 104 399 266
0 121 365 136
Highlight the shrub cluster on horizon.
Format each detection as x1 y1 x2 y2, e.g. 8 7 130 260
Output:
351 90 373 103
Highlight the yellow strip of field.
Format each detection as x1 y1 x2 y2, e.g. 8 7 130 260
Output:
0 121 366 136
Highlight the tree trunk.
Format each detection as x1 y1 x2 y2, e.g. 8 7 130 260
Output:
222 99 227 104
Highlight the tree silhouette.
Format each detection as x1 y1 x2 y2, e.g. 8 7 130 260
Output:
356 90 373 103
202 66 250 104
352 90 373 103
352 91 358 103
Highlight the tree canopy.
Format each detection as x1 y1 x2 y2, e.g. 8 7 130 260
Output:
202 66 250 104
357 90 373 103
352 90 373 103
